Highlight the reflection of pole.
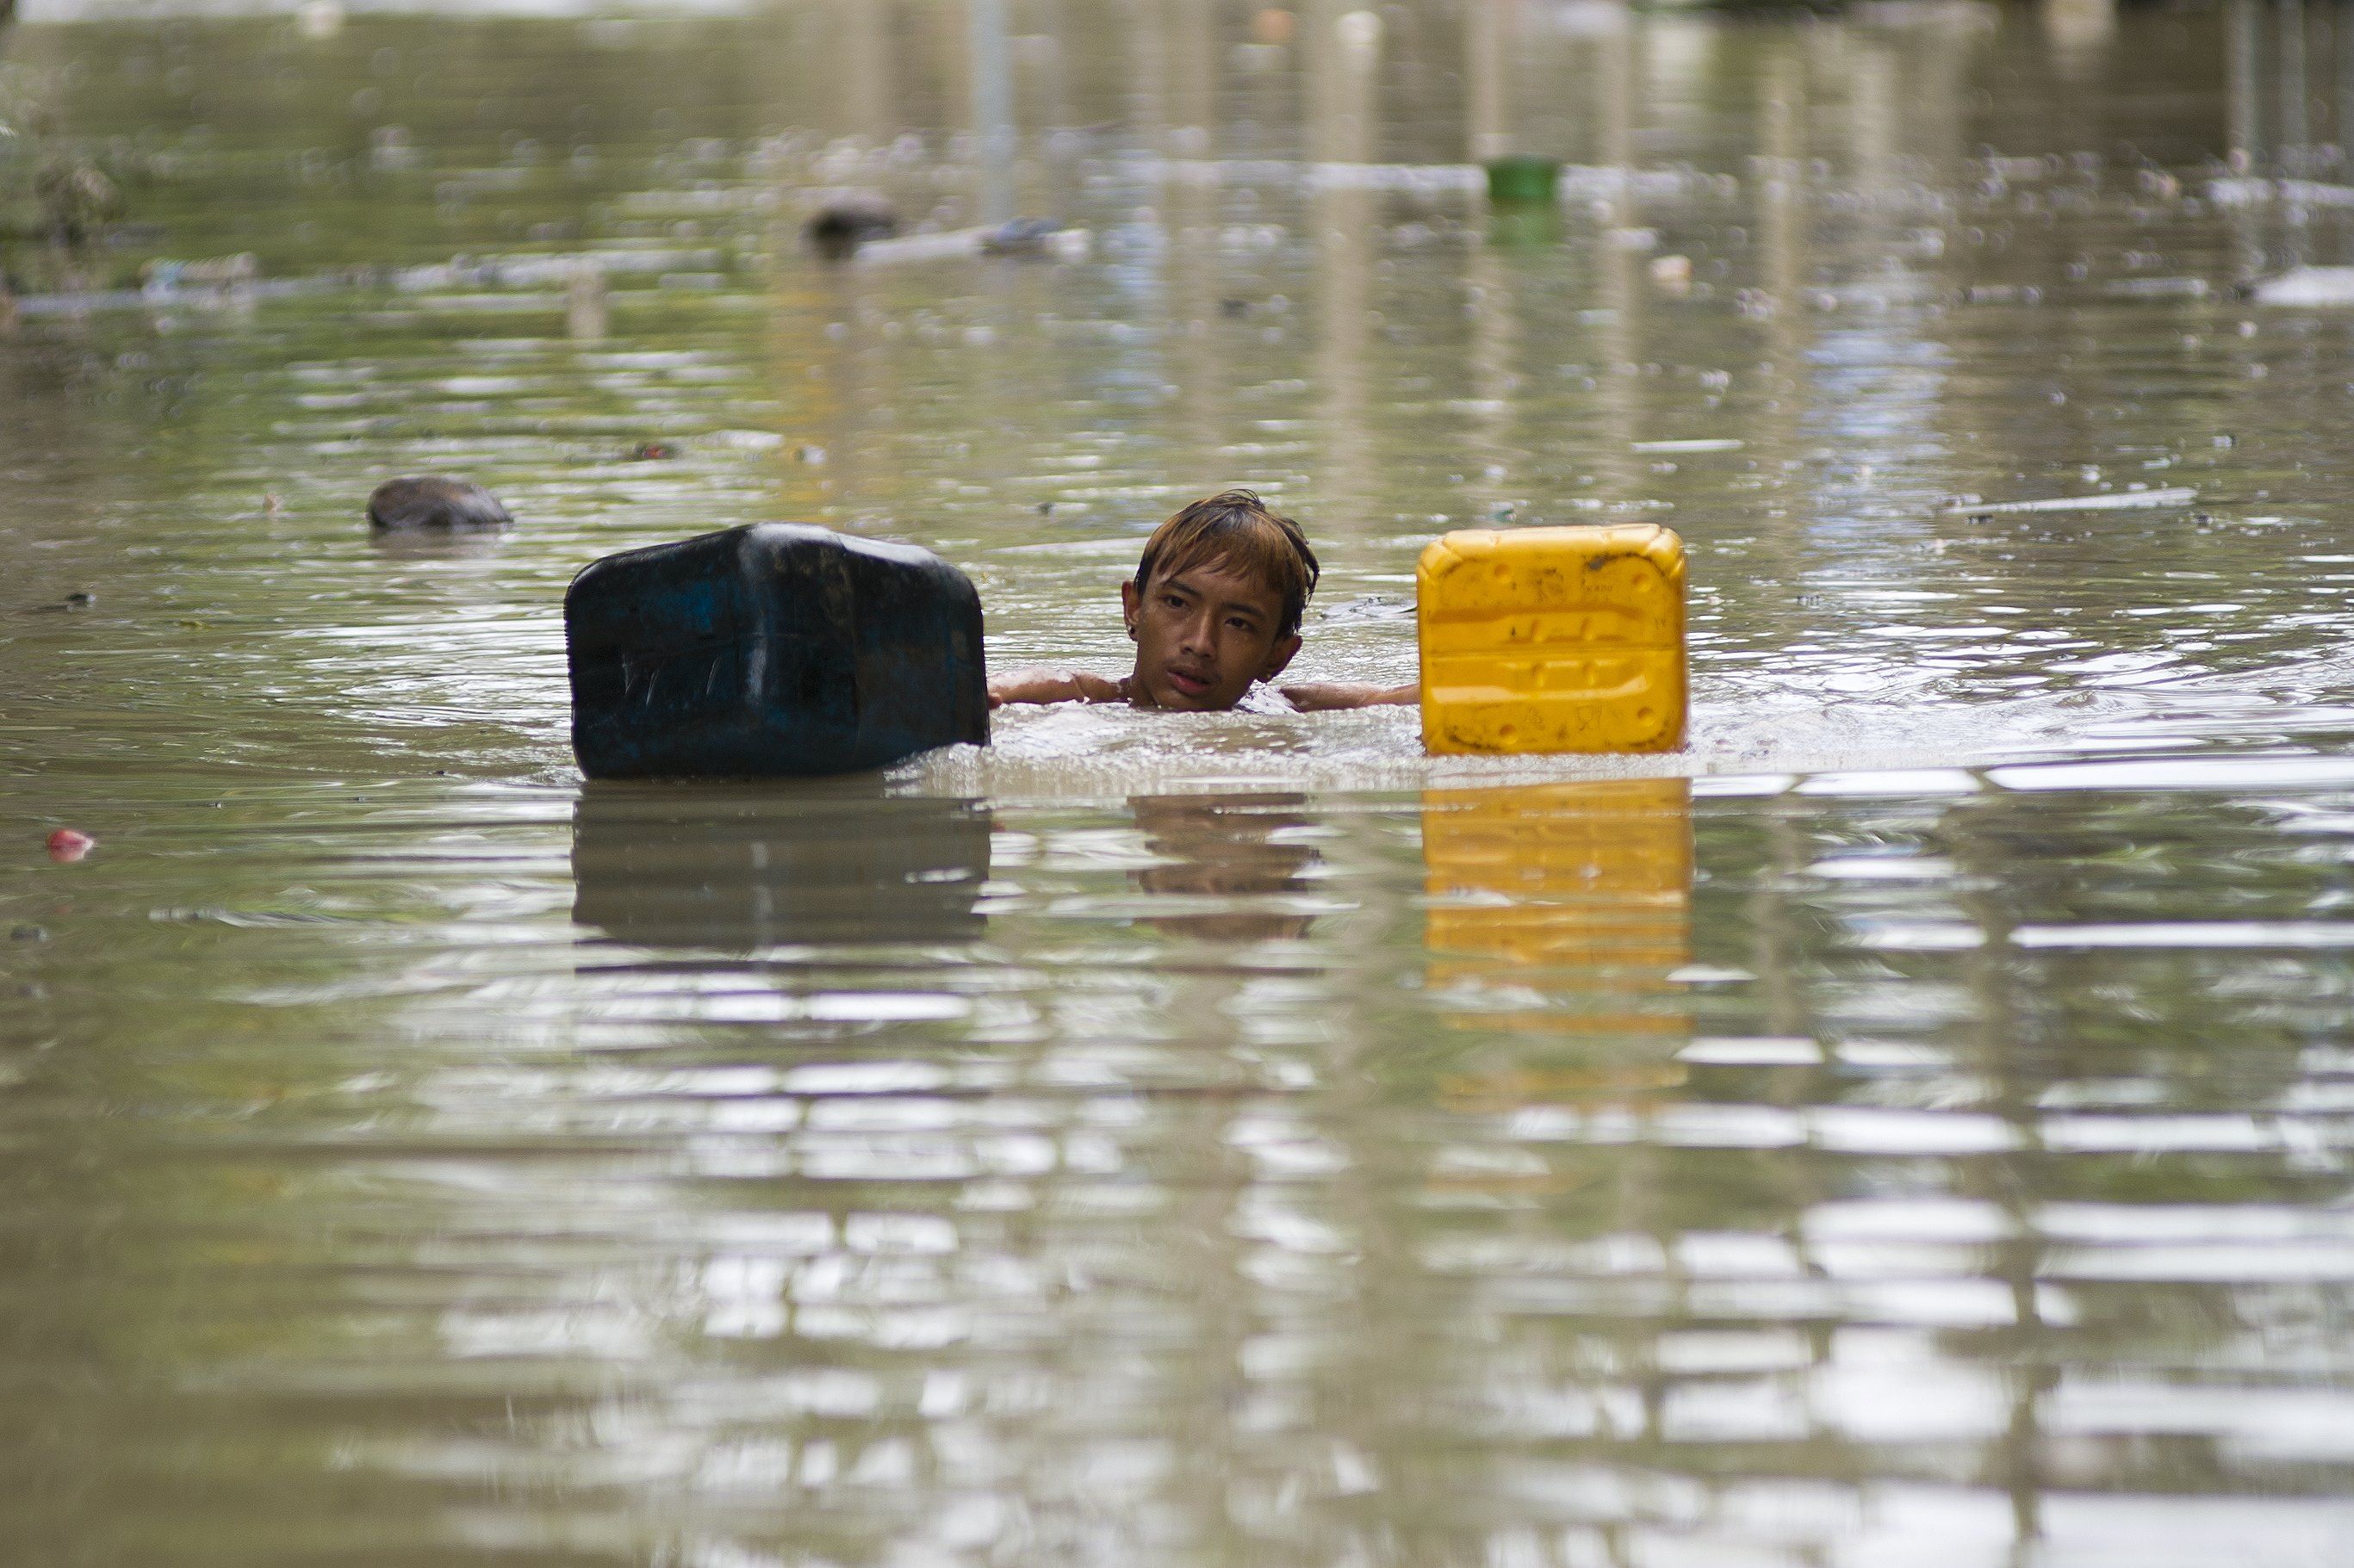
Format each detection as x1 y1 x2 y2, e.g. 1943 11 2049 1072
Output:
1466 0 1522 500
2339 0 2354 167
835 0 891 146
1307 3 1382 165
2280 0 2308 175
2040 0 2115 57
1157 0 1223 451
1132 0 1166 152
1594 13 1637 501
1755 40 1806 582
1758 40 1801 308
1467 0 1513 162
1311 3 1380 523
1598 3 1632 179
1851 40 1896 198
1467 245 1517 516
1034 0 1071 134
2227 0 2259 171
1944 803 2049 1568
1164 0 1214 156
1906 3 1972 190
969 0 1015 226
808 262 873 509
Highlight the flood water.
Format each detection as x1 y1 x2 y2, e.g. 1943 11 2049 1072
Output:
12 1 2354 1563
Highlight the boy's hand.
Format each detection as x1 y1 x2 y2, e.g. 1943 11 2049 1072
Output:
987 668 1131 708
1279 681 1419 711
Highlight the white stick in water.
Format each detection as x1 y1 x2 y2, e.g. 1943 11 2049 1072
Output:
1943 487 2197 516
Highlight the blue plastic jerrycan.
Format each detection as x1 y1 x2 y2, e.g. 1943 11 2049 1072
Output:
565 524 989 779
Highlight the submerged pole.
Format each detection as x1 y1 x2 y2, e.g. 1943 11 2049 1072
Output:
2227 0 2260 171
1467 0 1512 164
2280 0 2309 173
968 0 1015 227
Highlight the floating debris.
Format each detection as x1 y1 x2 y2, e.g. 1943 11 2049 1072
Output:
2208 177 2354 209
1485 155 1561 206
853 220 1090 266
369 125 419 173
1633 437 1742 454
2251 267 2354 307
1317 592 1413 623
706 429 785 451
804 191 898 260
978 218 1084 258
390 249 722 292
1146 156 1723 204
45 828 93 864
366 476 512 532
1943 487 2198 517
2103 276 2208 299
140 253 258 297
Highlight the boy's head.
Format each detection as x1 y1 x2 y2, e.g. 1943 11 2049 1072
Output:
1121 490 1320 710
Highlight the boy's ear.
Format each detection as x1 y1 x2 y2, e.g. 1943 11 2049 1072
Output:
1120 579 1140 638
1259 632 1302 682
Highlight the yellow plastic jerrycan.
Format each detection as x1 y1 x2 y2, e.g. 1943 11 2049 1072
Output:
1417 524 1686 754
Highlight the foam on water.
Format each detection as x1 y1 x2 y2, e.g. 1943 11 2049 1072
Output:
908 663 2345 801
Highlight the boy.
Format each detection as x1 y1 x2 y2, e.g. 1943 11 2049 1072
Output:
987 489 1417 713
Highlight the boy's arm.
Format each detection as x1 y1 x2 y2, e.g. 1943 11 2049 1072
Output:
988 668 1131 709
1278 681 1419 711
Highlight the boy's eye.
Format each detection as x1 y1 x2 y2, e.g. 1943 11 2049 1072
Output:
1161 593 1186 610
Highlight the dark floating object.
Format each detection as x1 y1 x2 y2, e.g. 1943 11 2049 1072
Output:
366 476 512 533
978 216 1068 257
624 442 674 462
572 784 992 950
1485 155 1562 207
566 523 988 780
804 193 899 260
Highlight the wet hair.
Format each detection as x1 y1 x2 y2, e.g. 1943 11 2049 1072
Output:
1133 489 1321 638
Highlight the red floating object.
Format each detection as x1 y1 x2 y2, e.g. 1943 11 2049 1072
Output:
46 828 94 864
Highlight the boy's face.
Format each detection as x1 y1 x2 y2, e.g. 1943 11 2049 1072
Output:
1121 557 1301 710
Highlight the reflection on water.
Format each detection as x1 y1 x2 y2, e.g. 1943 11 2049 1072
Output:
1424 779 1691 1015
573 783 991 949
11 0 2354 1562
1130 792 1320 944
1424 780 1692 1114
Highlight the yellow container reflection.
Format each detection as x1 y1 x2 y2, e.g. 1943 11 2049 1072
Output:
1421 778 1694 1116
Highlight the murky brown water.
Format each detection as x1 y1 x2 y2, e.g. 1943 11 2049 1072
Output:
11 2 2354 1563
